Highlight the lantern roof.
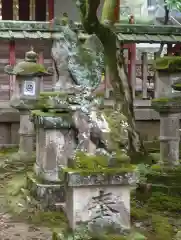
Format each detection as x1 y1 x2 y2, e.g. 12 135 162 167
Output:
4 47 53 77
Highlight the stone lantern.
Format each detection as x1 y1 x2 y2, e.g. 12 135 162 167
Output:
4 48 52 159
152 57 181 166
154 56 181 98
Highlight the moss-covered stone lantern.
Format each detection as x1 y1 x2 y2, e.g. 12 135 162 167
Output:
152 61 181 166
4 48 53 159
154 56 181 98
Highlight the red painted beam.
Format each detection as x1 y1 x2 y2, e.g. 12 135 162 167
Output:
114 0 120 22
172 43 181 53
48 0 54 21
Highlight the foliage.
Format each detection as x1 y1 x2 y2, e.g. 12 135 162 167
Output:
63 151 134 176
135 164 150 184
103 109 129 151
154 56 181 72
165 0 181 11
147 192 181 212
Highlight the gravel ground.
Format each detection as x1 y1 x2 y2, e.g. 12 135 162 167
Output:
0 212 52 240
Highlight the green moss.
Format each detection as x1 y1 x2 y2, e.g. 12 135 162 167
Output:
131 206 149 220
40 91 69 97
5 173 68 229
29 210 68 228
154 56 181 72
95 92 105 97
62 151 134 176
0 146 18 156
152 96 181 112
152 96 181 105
13 61 49 76
63 166 134 175
103 109 128 151
147 192 181 212
151 215 173 240
31 109 71 117
93 234 127 240
131 197 174 240
172 83 181 91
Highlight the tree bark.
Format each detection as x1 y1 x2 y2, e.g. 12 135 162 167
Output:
77 0 146 155
101 0 118 23
156 0 170 57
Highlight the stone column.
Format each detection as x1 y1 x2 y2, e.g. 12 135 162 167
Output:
19 110 35 155
159 112 180 166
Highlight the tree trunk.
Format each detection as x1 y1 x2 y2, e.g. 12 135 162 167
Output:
77 0 147 155
156 0 169 57
101 0 118 23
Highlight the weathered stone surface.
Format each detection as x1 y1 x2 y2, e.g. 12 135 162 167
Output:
65 172 137 187
31 113 74 129
27 173 65 209
35 127 76 182
155 72 181 98
19 112 35 154
66 185 131 231
160 113 180 165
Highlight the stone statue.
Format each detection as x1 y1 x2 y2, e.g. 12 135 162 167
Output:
51 23 112 157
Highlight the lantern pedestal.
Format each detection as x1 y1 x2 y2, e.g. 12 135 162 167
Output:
19 110 35 155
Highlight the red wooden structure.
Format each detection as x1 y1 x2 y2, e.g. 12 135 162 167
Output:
114 0 136 91
4 0 54 99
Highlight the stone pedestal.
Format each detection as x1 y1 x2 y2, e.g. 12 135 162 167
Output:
160 113 180 165
29 111 76 208
32 113 75 182
65 171 136 231
19 111 35 155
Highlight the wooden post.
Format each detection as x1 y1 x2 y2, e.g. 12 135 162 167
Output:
35 0 46 21
48 0 54 21
114 0 120 22
154 52 159 98
2 0 13 20
167 44 173 56
141 52 148 99
128 47 131 86
9 40 16 99
38 52 44 92
19 0 30 20
129 15 136 99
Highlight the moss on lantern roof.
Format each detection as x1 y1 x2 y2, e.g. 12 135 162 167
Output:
4 48 53 77
11 61 51 76
154 56 181 72
152 95 181 113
